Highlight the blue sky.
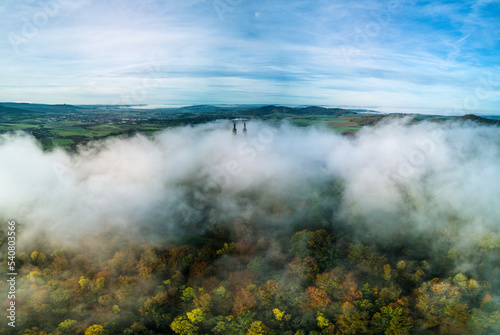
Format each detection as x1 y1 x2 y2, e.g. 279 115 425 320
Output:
0 0 499 114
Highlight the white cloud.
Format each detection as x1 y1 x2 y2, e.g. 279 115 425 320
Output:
1 120 499 255
0 0 498 112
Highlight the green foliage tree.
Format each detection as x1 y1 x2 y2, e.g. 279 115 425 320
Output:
468 309 500 334
372 306 412 335
212 312 255 335
56 319 78 335
416 281 470 333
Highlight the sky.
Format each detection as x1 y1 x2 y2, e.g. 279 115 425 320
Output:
0 0 499 114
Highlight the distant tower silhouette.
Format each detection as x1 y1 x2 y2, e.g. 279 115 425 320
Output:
243 121 247 135
232 121 237 135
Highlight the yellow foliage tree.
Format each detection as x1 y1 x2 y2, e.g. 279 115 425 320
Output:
247 320 271 335
170 316 198 335
84 325 108 335
273 308 285 321
170 309 205 335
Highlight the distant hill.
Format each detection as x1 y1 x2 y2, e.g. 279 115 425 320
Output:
456 114 500 126
178 105 226 112
0 105 36 114
481 115 500 121
239 105 294 116
0 103 83 113
348 109 381 114
173 104 258 115
297 106 349 115
236 105 351 117
0 105 31 114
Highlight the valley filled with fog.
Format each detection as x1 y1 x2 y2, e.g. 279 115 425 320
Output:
0 118 498 334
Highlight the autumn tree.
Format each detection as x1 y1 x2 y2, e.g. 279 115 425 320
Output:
247 320 272 335
84 324 108 335
416 281 470 333
336 302 370 335
372 306 412 335
56 319 78 335
233 288 257 315
170 309 205 335
305 287 331 311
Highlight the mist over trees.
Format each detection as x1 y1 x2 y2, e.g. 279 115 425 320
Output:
0 119 499 334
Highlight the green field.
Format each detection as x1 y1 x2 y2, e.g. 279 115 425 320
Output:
0 123 38 130
285 115 362 134
50 138 75 146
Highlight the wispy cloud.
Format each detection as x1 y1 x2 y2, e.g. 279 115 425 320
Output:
0 0 498 113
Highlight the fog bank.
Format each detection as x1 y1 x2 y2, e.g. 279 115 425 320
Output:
0 119 498 251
